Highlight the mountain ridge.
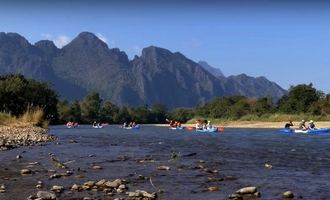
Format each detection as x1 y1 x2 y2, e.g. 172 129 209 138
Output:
0 31 287 107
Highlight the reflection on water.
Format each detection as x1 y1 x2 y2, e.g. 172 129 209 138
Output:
0 125 330 199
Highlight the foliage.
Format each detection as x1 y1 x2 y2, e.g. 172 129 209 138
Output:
54 83 330 124
278 83 321 114
0 74 58 123
80 92 102 123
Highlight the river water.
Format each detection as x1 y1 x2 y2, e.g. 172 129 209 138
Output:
1 125 330 200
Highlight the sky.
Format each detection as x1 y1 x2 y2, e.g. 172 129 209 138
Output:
1 0 330 92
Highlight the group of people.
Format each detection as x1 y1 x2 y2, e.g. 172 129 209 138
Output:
66 121 78 128
195 120 213 130
284 119 317 130
168 120 182 128
123 121 138 128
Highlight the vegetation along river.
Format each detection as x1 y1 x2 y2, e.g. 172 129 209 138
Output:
0 125 330 199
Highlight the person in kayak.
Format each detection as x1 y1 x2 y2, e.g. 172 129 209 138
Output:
308 120 317 130
284 120 294 129
298 120 307 130
207 121 213 129
195 120 203 130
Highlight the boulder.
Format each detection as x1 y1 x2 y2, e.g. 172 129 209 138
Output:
36 191 56 200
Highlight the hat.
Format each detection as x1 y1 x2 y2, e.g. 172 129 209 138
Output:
309 120 314 123
301 120 305 122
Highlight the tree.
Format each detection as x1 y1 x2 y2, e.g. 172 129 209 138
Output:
278 84 321 113
0 74 58 122
150 104 168 124
100 101 119 123
69 100 82 122
80 92 102 123
169 108 194 123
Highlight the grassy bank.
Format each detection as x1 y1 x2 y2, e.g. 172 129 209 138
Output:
0 108 48 128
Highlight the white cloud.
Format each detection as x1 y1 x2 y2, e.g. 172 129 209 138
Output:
95 33 108 44
41 33 71 48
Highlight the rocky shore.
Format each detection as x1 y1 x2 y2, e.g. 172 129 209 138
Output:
0 125 55 151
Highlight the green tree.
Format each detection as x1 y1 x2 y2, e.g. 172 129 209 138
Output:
57 100 71 123
150 104 168 124
113 106 131 123
278 84 321 113
80 92 102 123
100 101 119 123
0 74 58 122
69 100 82 122
169 108 194 123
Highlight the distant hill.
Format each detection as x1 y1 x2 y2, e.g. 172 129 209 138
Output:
0 31 287 107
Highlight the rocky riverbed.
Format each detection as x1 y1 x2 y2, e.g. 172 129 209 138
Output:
0 125 55 151
1 125 330 199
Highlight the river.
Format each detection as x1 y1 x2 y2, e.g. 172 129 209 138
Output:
0 125 330 199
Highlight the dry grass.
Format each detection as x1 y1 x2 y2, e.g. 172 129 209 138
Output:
0 108 48 128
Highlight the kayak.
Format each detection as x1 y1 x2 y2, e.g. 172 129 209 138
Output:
123 125 140 130
196 127 218 133
67 125 78 128
170 127 184 130
279 128 330 134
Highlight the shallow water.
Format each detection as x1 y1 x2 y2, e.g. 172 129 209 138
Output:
1 125 330 199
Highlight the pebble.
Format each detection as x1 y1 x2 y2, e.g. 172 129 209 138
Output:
208 186 219 192
51 185 64 193
36 191 56 200
157 165 171 171
265 163 273 169
228 193 243 200
92 165 103 170
105 179 122 188
71 184 81 191
20 169 32 175
236 186 257 195
283 191 294 198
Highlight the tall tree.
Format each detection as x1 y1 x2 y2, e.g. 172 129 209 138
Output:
278 84 321 113
80 92 102 123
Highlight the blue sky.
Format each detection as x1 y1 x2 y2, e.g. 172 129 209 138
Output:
1 0 330 92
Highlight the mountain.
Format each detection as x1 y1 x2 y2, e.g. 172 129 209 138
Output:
0 32 287 107
198 61 225 78
131 46 226 107
224 74 286 100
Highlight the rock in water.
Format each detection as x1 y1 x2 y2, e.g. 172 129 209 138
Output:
283 191 294 198
236 186 257 195
36 191 56 199
20 169 32 175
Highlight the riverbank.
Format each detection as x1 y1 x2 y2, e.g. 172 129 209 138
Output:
0 124 55 151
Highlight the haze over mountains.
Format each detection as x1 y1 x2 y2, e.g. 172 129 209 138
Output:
0 32 287 108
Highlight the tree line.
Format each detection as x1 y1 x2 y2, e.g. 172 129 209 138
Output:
1 75 330 124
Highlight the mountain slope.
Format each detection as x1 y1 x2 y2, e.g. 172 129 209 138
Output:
198 61 225 78
0 32 287 107
131 46 227 107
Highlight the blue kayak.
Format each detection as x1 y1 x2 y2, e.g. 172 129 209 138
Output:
279 128 330 134
196 127 218 133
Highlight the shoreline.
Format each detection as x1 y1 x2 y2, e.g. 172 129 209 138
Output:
0 125 55 151
145 121 330 129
